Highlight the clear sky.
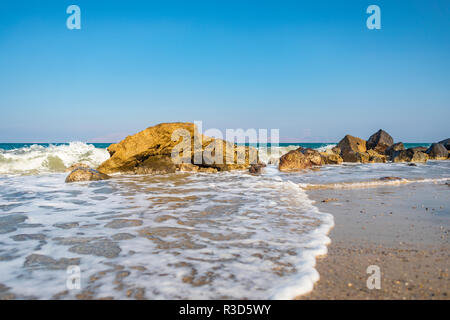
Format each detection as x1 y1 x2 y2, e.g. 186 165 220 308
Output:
0 0 449 143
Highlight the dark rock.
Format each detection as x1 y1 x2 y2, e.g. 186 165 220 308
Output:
367 129 394 153
426 143 448 160
341 151 370 163
438 138 450 150
408 147 428 153
392 149 428 163
379 177 402 181
385 142 405 157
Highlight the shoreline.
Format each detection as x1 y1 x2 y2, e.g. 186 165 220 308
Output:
298 181 449 299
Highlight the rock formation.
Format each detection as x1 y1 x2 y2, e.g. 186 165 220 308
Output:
97 122 257 174
426 143 448 160
367 129 394 154
391 149 428 163
278 147 322 171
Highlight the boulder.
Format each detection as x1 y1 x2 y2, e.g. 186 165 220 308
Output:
279 147 319 171
300 148 323 166
438 138 450 150
341 151 370 163
367 149 387 163
97 122 258 174
65 168 111 183
65 163 90 172
367 129 393 153
320 152 343 165
385 142 405 158
426 143 448 160
392 149 428 163
337 135 367 154
408 147 428 153
337 135 367 162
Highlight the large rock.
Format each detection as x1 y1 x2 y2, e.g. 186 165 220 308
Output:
426 143 448 160
341 151 370 163
338 135 367 154
392 149 428 163
438 138 450 150
337 135 367 162
65 168 111 183
367 129 394 153
320 150 343 164
367 149 387 163
278 147 322 171
97 123 257 174
385 142 405 158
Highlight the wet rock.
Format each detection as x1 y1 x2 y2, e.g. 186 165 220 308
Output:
322 198 338 202
279 149 311 171
65 168 111 183
24 254 80 270
105 219 143 229
408 147 428 153
438 138 450 150
300 148 322 166
176 163 199 172
320 151 343 164
367 129 394 153
65 163 90 172
68 240 121 258
341 151 370 163
367 149 387 163
426 143 448 160
379 177 402 181
385 142 405 157
134 155 177 174
198 167 218 173
392 149 428 163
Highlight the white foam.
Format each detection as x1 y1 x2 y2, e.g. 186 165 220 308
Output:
0 142 110 175
0 171 334 300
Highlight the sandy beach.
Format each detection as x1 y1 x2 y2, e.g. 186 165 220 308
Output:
299 181 449 299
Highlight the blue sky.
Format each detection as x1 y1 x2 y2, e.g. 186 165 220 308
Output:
0 0 449 143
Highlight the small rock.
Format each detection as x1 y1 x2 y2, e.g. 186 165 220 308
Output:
65 167 111 183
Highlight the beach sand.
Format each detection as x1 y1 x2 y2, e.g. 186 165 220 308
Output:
298 182 450 299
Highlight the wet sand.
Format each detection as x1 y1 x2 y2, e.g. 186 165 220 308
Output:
298 182 450 299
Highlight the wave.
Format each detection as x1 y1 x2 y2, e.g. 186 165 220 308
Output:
0 142 110 175
301 177 450 190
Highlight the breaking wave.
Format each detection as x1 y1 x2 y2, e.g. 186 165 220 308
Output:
0 142 110 175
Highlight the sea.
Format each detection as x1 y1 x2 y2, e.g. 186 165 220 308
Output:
0 142 448 299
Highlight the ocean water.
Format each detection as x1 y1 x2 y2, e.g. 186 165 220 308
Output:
0 141 448 300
